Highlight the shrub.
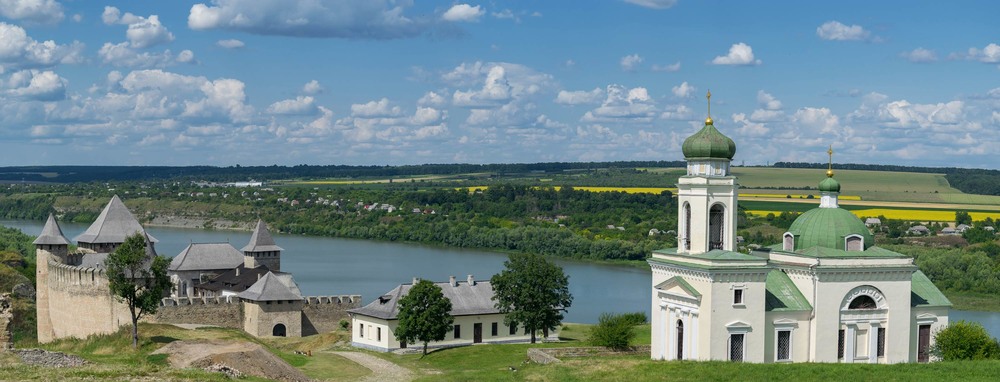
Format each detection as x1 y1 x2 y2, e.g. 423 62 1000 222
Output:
339 319 350 330
590 312 637 350
933 320 1000 360
619 312 647 326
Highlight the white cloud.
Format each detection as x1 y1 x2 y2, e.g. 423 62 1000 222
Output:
443 61 554 101
555 88 603 105
182 77 254 123
98 42 192 68
188 0 433 39
652 62 680 72
302 80 323 94
757 90 782 110
793 107 840 133
581 84 657 123
0 0 64 24
620 54 642 72
5 69 66 100
711 43 761 66
351 98 400 117
125 14 174 48
418 91 446 106
492 9 516 21
964 43 1000 63
816 21 871 41
409 106 445 125
453 65 512 107
267 96 316 115
901 48 937 63
731 113 770 137
660 104 692 120
216 39 245 49
442 4 484 22
672 81 695 98
623 0 678 9
0 22 84 69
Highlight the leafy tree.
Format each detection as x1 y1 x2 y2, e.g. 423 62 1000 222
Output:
955 211 973 226
395 279 454 357
932 320 1000 360
105 233 171 349
491 253 573 343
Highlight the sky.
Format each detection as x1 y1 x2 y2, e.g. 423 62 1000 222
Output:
0 0 998 168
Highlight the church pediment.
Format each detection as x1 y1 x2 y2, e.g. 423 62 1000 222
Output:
655 276 702 300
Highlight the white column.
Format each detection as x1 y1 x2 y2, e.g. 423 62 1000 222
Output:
659 303 668 360
868 323 879 364
845 324 856 363
691 312 699 360
667 307 676 360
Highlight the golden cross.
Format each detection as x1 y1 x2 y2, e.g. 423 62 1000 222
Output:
706 90 712 118
826 145 834 177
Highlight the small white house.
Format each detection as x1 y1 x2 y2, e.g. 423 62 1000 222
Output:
349 275 540 352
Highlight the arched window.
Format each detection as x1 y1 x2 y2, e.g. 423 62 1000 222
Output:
272 323 287 337
683 203 692 250
848 295 877 310
709 204 725 250
783 233 794 251
845 235 863 251
676 320 684 360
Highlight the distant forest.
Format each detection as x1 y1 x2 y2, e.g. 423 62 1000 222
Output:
3 160 1000 196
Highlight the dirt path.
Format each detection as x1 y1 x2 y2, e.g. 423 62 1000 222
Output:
331 351 414 382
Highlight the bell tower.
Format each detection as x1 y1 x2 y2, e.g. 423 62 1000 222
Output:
34 213 69 343
676 91 738 254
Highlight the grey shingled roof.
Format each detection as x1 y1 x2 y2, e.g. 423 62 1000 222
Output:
33 213 70 245
238 272 303 301
169 243 244 271
241 220 283 252
74 195 157 244
349 280 499 320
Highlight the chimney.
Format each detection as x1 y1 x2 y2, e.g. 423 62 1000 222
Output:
236 267 240 276
449 275 457 287
412 277 419 285
467 274 475 286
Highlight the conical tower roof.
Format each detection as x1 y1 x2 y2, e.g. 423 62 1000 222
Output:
241 219 283 252
33 213 70 245
238 272 303 301
73 195 157 244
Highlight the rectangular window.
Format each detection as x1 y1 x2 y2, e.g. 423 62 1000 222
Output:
729 334 745 362
377 327 381 342
454 325 461 339
733 289 744 305
837 329 845 359
492 322 498 336
509 323 516 335
777 330 791 361
877 327 886 357
360 324 364 338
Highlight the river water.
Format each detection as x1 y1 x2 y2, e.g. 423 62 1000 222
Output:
2 218 997 337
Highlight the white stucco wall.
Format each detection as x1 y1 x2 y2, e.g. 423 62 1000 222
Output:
351 313 537 352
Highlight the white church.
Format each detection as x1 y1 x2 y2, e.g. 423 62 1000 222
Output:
649 92 950 363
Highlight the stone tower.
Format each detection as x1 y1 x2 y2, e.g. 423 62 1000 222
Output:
676 91 738 254
34 213 70 343
242 220 283 271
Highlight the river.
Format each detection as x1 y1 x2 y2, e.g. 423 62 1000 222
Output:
2 218 997 338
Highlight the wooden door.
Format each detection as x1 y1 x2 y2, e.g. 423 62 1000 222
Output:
474 323 483 343
918 325 930 362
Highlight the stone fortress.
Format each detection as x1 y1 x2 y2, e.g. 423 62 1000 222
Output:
35 195 360 342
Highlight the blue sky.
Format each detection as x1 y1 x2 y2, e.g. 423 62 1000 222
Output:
1 0 998 168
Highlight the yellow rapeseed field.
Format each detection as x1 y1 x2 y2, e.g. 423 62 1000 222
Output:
748 209 1000 222
461 186 678 194
741 193 863 201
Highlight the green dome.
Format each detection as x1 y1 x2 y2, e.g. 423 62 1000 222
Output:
818 177 841 192
787 208 873 251
681 121 736 160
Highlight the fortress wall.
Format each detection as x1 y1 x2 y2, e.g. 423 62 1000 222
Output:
301 295 362 336
152 296 242 329
45 261 131 341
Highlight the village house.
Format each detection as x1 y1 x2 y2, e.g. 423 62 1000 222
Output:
649 94 949 364
348 275 539 352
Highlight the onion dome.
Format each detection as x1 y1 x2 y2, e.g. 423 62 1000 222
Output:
682 121 737 159
681 91 736 159
786 208 873 251
818 176 841 193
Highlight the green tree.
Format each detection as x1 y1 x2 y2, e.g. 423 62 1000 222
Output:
491 253 572 343
932 320 1000 360
589 312 639 350
105 233 172 349
395 279 454 357
955 211 973 226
